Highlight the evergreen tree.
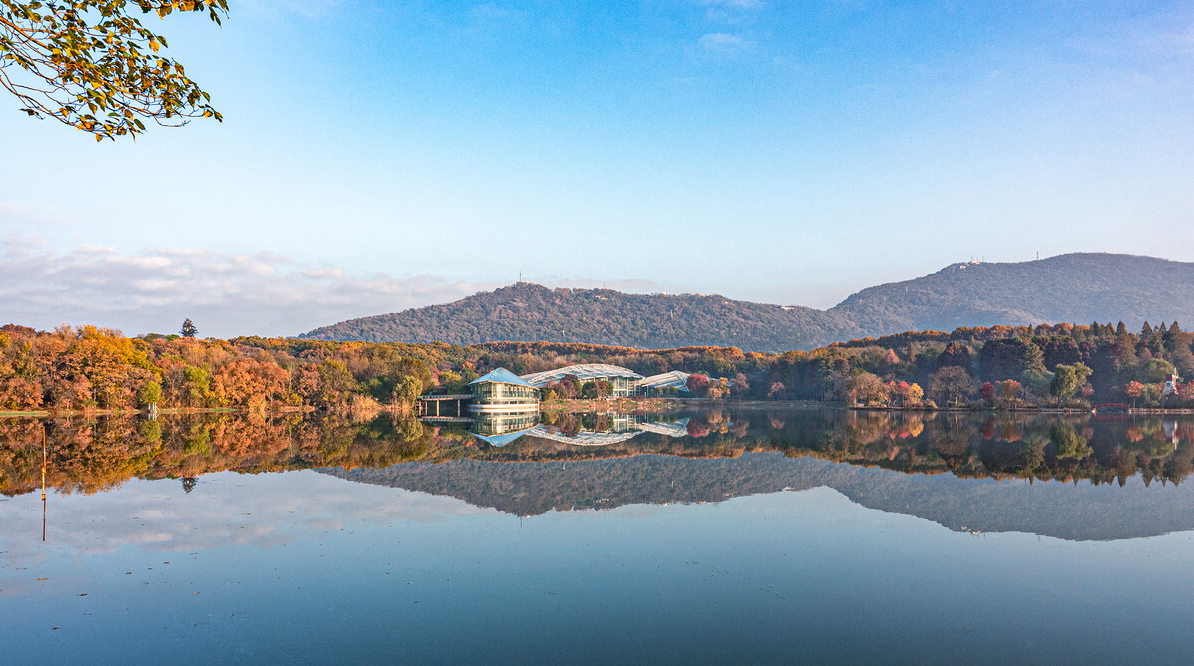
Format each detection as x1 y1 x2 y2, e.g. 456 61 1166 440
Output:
180 318 198 338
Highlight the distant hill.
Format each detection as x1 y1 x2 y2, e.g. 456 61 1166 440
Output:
829 253 1194 336
301 253 1194 351
300 282 862 352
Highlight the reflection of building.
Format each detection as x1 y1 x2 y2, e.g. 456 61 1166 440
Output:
469 410 541 446
520 364 644 397
635 418 691 437
468 368 541 412
528 427 642 446
469 413 690 448
634 371 693 396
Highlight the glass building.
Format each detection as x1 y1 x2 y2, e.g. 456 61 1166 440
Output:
519 364 645 397
468 368 541 412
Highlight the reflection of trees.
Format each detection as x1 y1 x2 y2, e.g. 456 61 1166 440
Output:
0 412 444 497
930 417 972 471
5 410 1194 497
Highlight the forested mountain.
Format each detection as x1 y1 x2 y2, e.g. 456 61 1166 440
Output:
301 283 862 352
301 253 1194 351
829 253 1194 336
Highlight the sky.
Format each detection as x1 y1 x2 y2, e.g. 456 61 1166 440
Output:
2 0 1193 337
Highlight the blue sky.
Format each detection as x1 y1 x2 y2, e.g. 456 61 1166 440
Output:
2 0 1193 336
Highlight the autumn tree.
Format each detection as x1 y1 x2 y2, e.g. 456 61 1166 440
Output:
1 0 228 140
1000 379 1021 410
906 382 924 406
1125 380 1144 407
978 381 996 406
843 372 887 406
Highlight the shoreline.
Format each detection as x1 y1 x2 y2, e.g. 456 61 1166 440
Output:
7 399 1194 420
0 405 317 419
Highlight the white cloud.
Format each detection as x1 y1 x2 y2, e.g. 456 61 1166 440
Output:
0 236 506 338
0 238 677 339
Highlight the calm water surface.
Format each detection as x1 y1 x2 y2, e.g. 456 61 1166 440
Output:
3 407 1194 664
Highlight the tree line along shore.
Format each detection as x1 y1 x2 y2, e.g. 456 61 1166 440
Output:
1 319 1192 415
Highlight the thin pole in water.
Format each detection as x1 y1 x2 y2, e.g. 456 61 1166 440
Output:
41 424 47 542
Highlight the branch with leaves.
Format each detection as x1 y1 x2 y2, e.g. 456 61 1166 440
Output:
0 0 227 140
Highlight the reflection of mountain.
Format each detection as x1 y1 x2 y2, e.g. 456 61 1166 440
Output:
323 453 1194 542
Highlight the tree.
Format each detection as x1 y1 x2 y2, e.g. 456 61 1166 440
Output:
138 379 160 406
929 366 974 407
978 381 996 406
977 337 1043 382
1138 358 1177 384
1125 380 1144 407
686 373 710 397
843 372 887 406
393 375 422 408
937 341 972 370
1000 379 1021 410
1 1 227 140
180 318 197 338
906 382 924 405
1050 362 1092 403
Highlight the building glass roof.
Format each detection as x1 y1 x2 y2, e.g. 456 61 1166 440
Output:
469 367 537 388
634 371 692 390
519 364 644 387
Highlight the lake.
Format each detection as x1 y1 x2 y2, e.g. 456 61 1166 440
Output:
3 406 1194 664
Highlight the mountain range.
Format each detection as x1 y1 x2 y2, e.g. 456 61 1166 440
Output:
302 253 1194 352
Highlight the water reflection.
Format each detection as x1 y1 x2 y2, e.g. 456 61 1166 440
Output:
468 410 690 446
8 409 1194 666
4 408 1194 499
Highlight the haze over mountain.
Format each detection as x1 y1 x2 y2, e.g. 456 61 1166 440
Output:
302 253 1194 351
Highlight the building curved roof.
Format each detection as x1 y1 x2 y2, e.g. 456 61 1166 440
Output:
519 363 644 387
469 367 536 388
635 370 692 391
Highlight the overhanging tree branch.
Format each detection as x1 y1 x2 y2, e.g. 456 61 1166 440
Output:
0 0 227 140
